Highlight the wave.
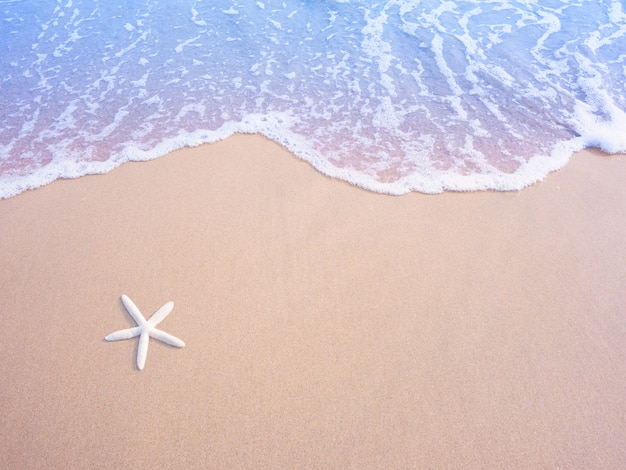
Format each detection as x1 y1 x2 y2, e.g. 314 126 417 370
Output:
1 0 625 198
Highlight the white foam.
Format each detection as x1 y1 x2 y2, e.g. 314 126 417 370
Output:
174 35 201 53
574 102 626 154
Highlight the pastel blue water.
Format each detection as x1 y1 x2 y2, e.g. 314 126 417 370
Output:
1 0 625 198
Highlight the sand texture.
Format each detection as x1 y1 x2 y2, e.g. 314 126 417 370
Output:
1 135 626 468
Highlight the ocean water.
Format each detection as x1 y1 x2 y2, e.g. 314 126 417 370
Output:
1 0 625 198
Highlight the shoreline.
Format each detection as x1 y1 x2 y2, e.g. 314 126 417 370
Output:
1 134 626 468
1 132 617 200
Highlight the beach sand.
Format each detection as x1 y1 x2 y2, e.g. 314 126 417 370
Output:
1 134 626 468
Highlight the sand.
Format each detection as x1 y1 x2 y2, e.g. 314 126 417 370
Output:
1 134 626 468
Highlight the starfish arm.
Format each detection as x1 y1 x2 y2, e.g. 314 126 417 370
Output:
121 295 147 326
136 330 150 370
147 301 174 327
105 326 141 341
150 328 185 348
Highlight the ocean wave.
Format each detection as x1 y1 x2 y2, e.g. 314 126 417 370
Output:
1 0 624 198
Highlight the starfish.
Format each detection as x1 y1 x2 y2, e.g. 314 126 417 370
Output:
105 295 185 370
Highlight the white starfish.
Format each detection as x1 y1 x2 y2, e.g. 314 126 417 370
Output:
105 295 185 370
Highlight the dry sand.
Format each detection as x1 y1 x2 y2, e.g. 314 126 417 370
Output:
1 134 626 468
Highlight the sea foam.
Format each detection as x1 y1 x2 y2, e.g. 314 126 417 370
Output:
0 0 625 198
